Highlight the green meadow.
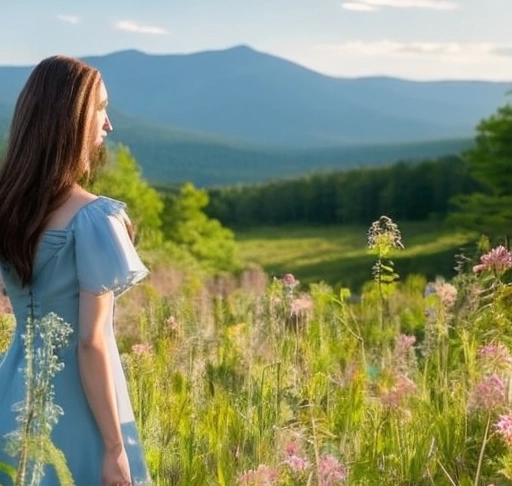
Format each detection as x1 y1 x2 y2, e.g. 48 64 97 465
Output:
235 222 479 292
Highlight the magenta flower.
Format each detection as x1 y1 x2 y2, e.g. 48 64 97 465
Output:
473 245 512 274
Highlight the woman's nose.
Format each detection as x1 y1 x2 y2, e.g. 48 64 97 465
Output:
103 115 113 132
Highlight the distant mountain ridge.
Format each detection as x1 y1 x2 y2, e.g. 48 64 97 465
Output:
0 46 509 147
0 46 508 185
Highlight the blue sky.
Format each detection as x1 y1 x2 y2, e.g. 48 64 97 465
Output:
2 0 511 81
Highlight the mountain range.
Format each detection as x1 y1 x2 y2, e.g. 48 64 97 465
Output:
0 46 509 186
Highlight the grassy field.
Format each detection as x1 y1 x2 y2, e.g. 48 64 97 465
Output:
3 220 512 485
235 220 479 292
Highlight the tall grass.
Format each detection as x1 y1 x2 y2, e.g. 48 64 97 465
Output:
112 226 512 485
1 224 512 485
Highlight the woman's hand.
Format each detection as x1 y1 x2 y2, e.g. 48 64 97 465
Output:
102 443 132 486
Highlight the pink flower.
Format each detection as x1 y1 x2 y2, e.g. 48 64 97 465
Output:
281 273 299 288
469 374 506 411
283 454 310 473
495 414 512 447
392 334 417 375
478 343 512 372
290 295 313 315
435 281 457 309
395 334 416 348
473 245 512 274
131 343 153 355
318 454 347 485
284 441 300 456
380 374 418 408
237 464 278 486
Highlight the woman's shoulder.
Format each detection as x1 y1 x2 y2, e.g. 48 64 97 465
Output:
76 195 126 216
46 188 126 231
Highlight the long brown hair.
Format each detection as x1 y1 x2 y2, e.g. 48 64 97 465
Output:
0 55 102 285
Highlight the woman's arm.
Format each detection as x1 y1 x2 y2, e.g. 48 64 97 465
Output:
78 290 131 485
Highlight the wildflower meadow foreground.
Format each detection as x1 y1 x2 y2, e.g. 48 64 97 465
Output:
2 217 512 485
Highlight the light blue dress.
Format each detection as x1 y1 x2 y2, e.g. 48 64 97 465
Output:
0 196 152 485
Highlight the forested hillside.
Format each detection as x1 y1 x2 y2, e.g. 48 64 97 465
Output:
204 155 482 228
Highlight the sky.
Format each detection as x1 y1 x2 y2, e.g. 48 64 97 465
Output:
1 0 512 81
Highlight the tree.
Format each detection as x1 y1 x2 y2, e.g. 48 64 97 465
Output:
90 145 164 247
162 183 240 273
466 104 512 196
448 103 512 241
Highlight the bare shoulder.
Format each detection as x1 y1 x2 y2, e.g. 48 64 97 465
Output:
46 186 98 230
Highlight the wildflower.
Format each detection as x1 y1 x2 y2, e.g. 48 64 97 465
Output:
468 374 506 411
5 312 73 485
367 215 404 251
281 273 297 287
237 464 278 485
435 281 457 309
317 454 347 485
283 454 310 473
395 334 416 348
380 374 418 408
478 343 512 372
290 294 313 315
166 315 179 332
424 282 436 297
284 441 301 456
425 278 457 309
392 334 417 375
495 413 512 447
282 440 310 474
473 245 512 274
131 343 153 355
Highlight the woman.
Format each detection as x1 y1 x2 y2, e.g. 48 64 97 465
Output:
0 56 151 486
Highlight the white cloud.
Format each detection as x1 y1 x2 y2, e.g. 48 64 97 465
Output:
277 40 512 80
342 2 378 10
342 0 459 11
115 20 169 35
318 40 497 58
57 15 81 24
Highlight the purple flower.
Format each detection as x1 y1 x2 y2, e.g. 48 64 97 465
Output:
495 414 512 447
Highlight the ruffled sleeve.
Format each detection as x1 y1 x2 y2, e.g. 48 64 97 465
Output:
73 197 149 297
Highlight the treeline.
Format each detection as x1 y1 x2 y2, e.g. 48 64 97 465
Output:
205 155 482 228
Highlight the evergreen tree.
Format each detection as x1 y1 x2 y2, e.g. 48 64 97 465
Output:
448 103 512 241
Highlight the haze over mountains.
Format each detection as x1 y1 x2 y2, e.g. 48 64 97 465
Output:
0 46 510 185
